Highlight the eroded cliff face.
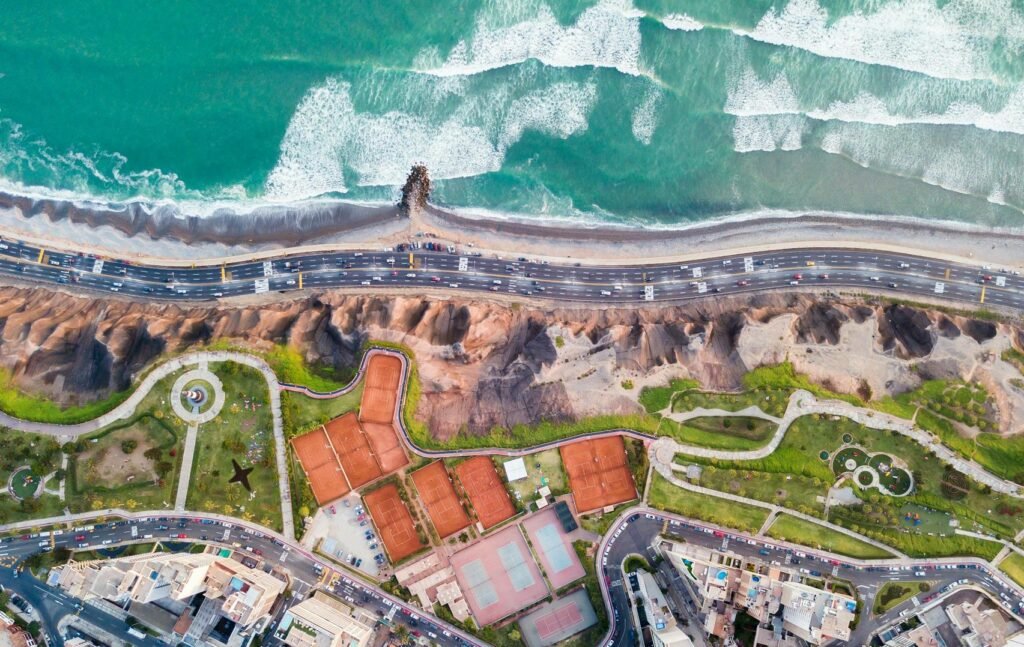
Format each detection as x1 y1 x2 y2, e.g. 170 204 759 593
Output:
0 288 1020 438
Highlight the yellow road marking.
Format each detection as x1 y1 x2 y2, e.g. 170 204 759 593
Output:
221 265 226 282
298 272 303 289
408 252 414 267
945 268 950 280
37 248 44 263
980 286 986 303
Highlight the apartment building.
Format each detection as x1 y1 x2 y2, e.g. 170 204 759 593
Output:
660 540 856 647
277 591 376 647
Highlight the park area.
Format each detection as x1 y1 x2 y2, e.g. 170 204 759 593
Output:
832 445 912 496
69 413 183 512
504 449 568 506
660 415 778 451
451 524 550 626
649 472 768 534
363 482 425 562
185 362 282 531
765 515 894 559
454 456 516 529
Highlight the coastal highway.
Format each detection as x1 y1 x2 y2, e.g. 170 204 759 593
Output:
0 236 1022 311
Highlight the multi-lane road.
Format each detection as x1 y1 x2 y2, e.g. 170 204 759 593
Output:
4 507 1024 647
0 514 474 647
1 236 1023 311
600 510 1024 647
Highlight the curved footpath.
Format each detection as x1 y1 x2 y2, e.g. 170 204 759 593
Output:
0 351 295 539
4 347 1024 646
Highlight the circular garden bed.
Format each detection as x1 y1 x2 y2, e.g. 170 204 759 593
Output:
9 467 41 500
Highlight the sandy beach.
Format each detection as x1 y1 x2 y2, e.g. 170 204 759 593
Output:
0 188 1023 269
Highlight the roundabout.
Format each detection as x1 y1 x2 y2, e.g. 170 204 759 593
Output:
9 466 41 501
171 368 225 425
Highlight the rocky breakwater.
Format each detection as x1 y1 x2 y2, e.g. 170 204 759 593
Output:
0 288 1020 439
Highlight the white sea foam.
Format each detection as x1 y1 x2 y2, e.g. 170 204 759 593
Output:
738 0 1024 82
724 67 799 116
732 115 805 152
631 87 661 145
817 120 1022 211
0 118 199 201
725 64 1024 137
265 77 598 201
659 13 703 31
417 0 644 77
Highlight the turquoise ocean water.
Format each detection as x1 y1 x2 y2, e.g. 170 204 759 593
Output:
1 0 1024 228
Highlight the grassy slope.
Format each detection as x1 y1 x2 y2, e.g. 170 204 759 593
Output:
766 514 893 559
648 472 769 534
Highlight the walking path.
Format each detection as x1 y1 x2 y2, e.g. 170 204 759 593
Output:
0 351 295 539
650 453 905 558
656 390 1023 498
174 424 199 512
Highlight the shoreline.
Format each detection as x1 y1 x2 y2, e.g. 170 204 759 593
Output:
0 188 1023 269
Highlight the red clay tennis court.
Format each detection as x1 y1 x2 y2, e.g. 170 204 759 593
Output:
411 461 471 538
360 354 402 424
560 436 637 513
290 429 349 504
361 421 408 473
324 413 382 488
363 483 424 562
455 456 515 529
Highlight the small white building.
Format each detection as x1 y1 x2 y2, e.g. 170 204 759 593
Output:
504 458 528 482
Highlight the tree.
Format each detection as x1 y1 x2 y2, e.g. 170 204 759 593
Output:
121 439 138 454
508 628 522 642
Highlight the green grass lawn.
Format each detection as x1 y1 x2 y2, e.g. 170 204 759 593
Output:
67 414 183 513
648 472 769 534
766 514 894 559
1004 348 1024 375
658 417 777 451
999 553 1024 588
281 384 364 438
873 581 932 614
503 449 568 506
672 388 793 418
186 362 282 531
639 378 699 413
704 467 826 516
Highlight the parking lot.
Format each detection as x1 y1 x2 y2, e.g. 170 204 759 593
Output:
309 493 387 577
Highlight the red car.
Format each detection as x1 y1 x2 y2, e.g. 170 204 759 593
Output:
75 534 86 541
792 273 803 280
177 533 187 539
430 276 441 282
736 280 749 286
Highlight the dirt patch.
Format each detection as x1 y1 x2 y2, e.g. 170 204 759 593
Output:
79 428 158 487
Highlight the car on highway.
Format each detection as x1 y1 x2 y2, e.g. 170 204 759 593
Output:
792 273 803 280
818 273 830 279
